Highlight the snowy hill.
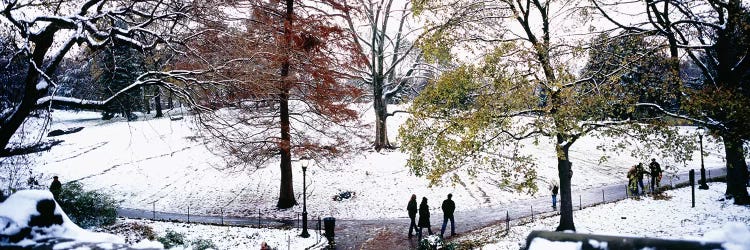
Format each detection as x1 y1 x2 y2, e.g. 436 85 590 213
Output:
5 106 729 220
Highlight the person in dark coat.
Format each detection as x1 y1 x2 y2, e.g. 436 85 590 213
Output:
407 194 418 238
49 176 62 201
649 158 662 193
440 194 456 237
417 197 432 239
551 181 559 210
636 163 646 195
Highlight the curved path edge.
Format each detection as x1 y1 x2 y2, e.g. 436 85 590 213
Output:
117 167 728 249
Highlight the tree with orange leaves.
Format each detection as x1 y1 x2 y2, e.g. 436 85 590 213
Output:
183 0 366 209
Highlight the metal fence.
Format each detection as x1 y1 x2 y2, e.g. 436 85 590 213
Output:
497 169 726 236
117 204 328 249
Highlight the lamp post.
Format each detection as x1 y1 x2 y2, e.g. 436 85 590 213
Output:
300 159 310 238
698 127 709 190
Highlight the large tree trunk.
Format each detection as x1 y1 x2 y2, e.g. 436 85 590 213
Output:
662 3 682 112
277 87 296 208
374 104 389 150
666 41 681 112
717 0 749 205
721 133 750 205
276 0 296 209
373 76 390 150
0 71 43 154
0 31 55 153
142 87 151 114
555 141 576 231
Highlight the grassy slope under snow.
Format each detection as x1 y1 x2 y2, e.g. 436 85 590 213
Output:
10 105 729 220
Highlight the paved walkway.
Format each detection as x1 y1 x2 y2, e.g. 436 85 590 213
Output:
117 167 726 249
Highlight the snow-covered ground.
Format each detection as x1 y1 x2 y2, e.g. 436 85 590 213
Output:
105 218 326 250
4 106 730 221
3 183 746 250
459 182 750 249
0 189 324 250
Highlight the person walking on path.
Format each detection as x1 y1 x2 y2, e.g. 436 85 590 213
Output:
440 194 456 238
636 163 647 195
407 194 418 238
649 158 662 193
49 176 62 201
417 197 433 240
550 181 559 210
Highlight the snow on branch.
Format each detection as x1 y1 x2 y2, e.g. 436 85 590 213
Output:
4 0 190 52
591 0 650 33
0 139 63 157
579 119 634 136
499 128 549 141
635 103 723 128
35 69 218 111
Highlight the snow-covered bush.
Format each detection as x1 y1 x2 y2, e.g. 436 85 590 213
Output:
191 238 218 250
57 181 118 228
157 229 186 248
155 229 216 249
418 235 458 250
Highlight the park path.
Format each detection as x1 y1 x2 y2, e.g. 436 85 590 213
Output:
117 167 726 249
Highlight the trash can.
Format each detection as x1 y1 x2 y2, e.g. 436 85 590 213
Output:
323 217 335 238
323 217 336 248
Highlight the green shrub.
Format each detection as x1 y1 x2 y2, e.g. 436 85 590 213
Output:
156 229 218 250
57 181 119 228
157 229 186 249
191 238 218 250
129 222 157 241
417 235 454 250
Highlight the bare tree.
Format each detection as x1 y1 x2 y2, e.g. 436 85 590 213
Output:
342 0 430 150
0 0 201 156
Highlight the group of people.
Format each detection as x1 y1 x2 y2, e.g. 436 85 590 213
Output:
546 158 663 209
406 193 456 240
627 158 662 195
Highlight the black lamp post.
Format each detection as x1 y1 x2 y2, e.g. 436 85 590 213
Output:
698 127 709 190
300 159 310 238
